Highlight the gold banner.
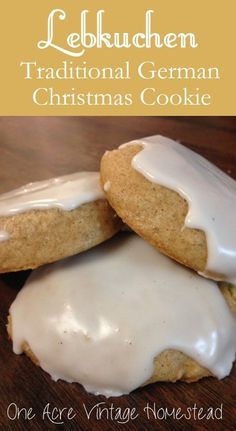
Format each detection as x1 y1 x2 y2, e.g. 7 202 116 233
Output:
1 0 236 115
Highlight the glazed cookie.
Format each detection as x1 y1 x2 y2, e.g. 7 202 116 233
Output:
8 234 236 397
101 136 236 285
0 172 122 272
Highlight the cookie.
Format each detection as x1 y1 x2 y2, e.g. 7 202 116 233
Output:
100 136 236 285
0 172 122 272
8 234 236 397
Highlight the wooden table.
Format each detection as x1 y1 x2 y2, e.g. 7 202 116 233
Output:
0 117 235 431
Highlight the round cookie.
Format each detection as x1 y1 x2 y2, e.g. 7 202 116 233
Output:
100 138 236 285
0 172 122 272
8 234 236 396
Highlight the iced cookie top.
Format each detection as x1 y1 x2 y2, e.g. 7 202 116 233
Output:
0 172 104 240
10 234 236 397
0 172 104 215
121 135 236 285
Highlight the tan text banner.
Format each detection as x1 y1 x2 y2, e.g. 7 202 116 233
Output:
1 0 236 115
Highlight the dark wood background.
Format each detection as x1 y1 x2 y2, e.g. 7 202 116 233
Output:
0 117 235 431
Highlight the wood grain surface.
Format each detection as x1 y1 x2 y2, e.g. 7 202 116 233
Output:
0 116 235 431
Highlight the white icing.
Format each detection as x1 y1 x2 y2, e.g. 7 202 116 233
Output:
0 172 104 217
104 181 111 192
121 136 236 285
10 234 236 397
0 230 9 242
0 172 104 242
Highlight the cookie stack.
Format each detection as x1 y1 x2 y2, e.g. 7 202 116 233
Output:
1 135 236 397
